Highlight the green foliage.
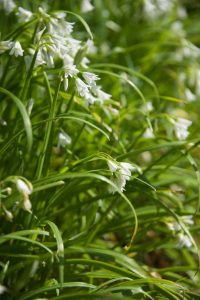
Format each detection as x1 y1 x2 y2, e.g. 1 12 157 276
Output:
0 0 200 299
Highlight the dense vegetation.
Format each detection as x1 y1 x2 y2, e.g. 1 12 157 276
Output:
0 0 200 299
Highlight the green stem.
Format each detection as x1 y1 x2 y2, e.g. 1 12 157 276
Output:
66 91 75 113
0 56 12 87
35 73 62 179
19 48 39 103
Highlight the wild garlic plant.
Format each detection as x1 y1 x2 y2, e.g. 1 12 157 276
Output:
0 1 200 299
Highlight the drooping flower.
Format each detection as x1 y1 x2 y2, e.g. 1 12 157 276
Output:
0 40 12 54
108 160 135 193
16 7 33 23
58 131 72 147
75 77 90 98
92 85 111 103
83 72 99 87
178 232 192 248
81 0 94 13
173 117 192 140
16 178 32 212
62 55 79 91
9 41 24 57
107 160 118 173
143 101 153 113
143 0 173 21
185 88 196 102
0 284 7 295
0 0 16 14
22 195 32 212
143 127 154 138
16 179 32 195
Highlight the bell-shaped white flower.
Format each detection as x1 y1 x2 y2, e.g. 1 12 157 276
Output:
81 0 94 13
0 0 16 14
16 7 33 23
173 117 192 140
108 160 135 193
22 195 32 212
0 40 12 54
83 72 99 87
107 160 119 173
0 284 7 295
178 232 192 248
75 77 90 98
9 41 24 57
16 179 32 195
92 85 111 102
58 131 72 147
143 127 154 138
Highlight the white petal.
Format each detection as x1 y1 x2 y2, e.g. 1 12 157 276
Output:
16 179 32 195
107 160 118 172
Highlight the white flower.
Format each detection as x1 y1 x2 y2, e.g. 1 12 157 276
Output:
167 222 181 232
185 88 195 102
109 107 119 116
0 284 7 295
119 162 135 180
3 206 13 221
173 117 192 140
16 179 32 195
49 18 74 37
0 0 16 14
22 196 32 212
16 7 33 23
182 215 194 226
63 76 69 91
83 72 99 87
143 0 173 20
53 11 66 19
80 57 90 68
9 41 24 57
108 160 118 173
177 6 187 19
0 40 12 54
75 78 90 98
143 101 153 113
108 160 135 193
81 0 94 13
86 39 97 55
143 127 154 138
93 85 111 102
63 56 79 79
84 94 98 106
58 131 72 147
33 49 46 68
41 46 54 68
178 233 192 248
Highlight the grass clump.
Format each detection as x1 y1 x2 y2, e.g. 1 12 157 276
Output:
0 1 200 299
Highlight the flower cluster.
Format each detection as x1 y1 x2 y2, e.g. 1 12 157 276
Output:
0 4 111 107
107 160 135 193
143 0 174 21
